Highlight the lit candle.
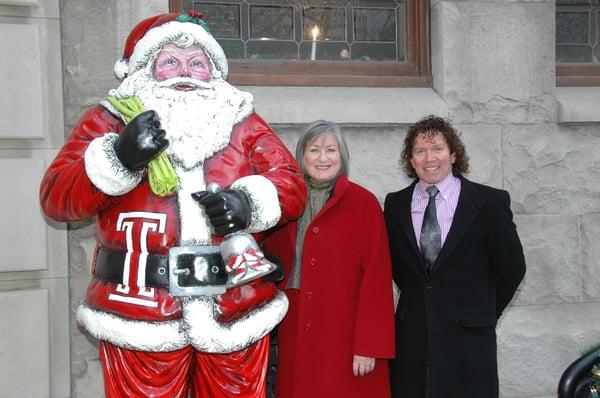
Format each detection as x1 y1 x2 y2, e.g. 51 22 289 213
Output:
310 26 319 61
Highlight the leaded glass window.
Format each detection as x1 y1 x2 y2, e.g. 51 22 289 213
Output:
182 0 407 63
556 1 600 63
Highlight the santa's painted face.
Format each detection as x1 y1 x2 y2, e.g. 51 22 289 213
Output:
153 43 212 86
111 51 251 171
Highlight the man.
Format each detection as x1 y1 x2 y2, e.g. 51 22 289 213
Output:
40 11 307 398
384 115 526 398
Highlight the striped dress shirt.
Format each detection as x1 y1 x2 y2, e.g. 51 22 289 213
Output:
411 173 461 249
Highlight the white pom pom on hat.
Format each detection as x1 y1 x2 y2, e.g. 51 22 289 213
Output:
114 11 228 81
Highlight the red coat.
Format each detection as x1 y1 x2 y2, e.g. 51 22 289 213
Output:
264 175 395 398
40 105 307 353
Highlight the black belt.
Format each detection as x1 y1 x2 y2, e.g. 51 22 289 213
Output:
94 246 229 289
94 246 170 287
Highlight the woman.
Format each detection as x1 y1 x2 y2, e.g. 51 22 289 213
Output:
264 120 395 398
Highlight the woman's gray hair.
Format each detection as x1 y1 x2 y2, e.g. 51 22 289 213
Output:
295 120 350 177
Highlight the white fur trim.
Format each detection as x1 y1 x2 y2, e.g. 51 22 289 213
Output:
100 100 126 123
127 21 227 80
84 134 142 196
76 303 188 352
175 166 212 245
231 175 281 232
184 292 288 353
114 59 129 80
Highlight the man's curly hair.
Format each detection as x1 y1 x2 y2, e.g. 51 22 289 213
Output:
401 115 469 179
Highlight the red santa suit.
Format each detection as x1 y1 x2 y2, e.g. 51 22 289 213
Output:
39 11 307 398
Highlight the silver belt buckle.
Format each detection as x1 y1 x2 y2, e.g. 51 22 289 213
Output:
168 245 227 296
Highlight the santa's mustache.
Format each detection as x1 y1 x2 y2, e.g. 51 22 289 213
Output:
154 76 214 91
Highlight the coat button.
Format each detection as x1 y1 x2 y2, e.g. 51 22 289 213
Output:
310 258 316 266
305 323 312 332
307 291 313 299
312 226 319 233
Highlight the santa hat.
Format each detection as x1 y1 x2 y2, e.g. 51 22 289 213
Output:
114 11 228 80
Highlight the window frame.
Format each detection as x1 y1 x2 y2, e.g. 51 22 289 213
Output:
556 4 600 87
557 64 600 87
169 0 431 87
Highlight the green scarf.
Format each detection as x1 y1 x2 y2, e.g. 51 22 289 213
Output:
106 96 178 197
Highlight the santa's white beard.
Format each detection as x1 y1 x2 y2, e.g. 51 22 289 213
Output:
109 66 253 170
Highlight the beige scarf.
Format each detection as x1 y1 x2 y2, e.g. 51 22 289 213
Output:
287 178 335 289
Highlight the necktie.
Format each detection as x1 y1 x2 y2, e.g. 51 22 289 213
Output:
420 185 441 272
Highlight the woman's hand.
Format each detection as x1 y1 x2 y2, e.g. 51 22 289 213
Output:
352 355 375 376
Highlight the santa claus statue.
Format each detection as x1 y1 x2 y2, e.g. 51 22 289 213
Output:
40 11 307 398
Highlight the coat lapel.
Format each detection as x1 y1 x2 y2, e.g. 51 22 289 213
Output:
430 176 485 274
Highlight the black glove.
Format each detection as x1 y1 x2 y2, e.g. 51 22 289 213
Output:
114 110 168 171
192 189 252 236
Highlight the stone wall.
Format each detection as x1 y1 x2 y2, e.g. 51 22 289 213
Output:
61 1 600 397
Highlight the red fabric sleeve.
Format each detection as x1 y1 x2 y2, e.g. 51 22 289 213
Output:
39 106 124 222
239 114 307 225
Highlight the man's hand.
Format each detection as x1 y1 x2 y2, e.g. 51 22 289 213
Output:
192 189 251 236
114 110 168 171
353 355 375 376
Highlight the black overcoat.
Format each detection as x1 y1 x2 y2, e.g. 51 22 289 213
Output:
383 175 526 398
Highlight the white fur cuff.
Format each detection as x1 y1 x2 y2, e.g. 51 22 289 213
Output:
184 292 288 353
84 134 142 196
76 303 188 352
231 175 281 233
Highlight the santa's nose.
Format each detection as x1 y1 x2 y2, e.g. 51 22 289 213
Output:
179 65 192 77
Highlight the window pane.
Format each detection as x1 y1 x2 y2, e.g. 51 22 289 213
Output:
193 2 241 38
185 0 407 62
556 11 589 44
303 7 346 41
249 5 294 40
247 40 299 59
556 3 600 63
557 45 592 62
300 40 350 60
354 8 396 42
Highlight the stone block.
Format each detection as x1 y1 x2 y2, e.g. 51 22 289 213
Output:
249 87 449 125
67 207 101 395
0 151 68 281
70 274 103 397
512 215 580 306
557 87 600 123
431 2 555 124
0 23 43 139
0 288 50 398
0 158 47 272
457 124 503 188
72 346 104 398
497 303 600 397
504 124 600 215
0 277 70 398
345 125 409 202
0 0 58 18
0 17 64 150
580 213 600 301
